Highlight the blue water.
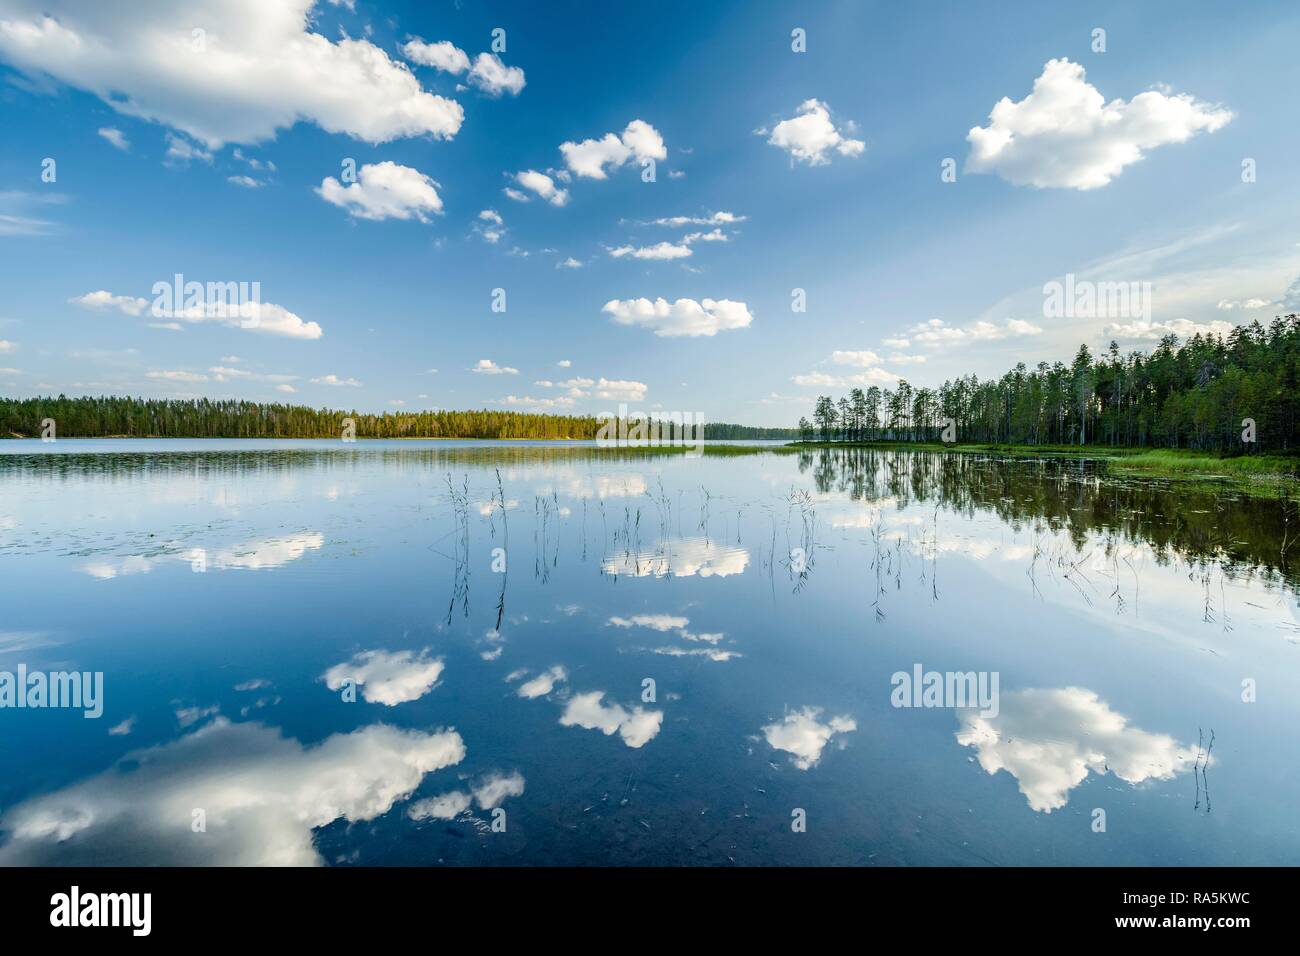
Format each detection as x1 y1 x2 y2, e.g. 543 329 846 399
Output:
0 440 1296 865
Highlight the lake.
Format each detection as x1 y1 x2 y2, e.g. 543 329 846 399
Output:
0 439 1297 865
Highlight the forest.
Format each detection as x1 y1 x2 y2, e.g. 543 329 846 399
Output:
799 315 1300 453
0 395 796 441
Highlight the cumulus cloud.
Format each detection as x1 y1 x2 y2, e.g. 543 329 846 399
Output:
147 369 208 383
317 161 442 222
471 359 518 375
763 99 864 165
608 614 690 632
321 649 445 706
407 770 525 822
508 169 568 206
1103 317 1236 341
903 318 1042 347
0 718 466 865
791 365 900 388
310 374 361 386
0 0 464 148
401 38 470 74
762 706 857 769
1215 298 1271 311
560 691 663 748
651 646 739 662
72 290 322 340
561 119 666 179
501 395 575 410
82 533 324 580
830 350 884 368
550 376 648 402
646 211 746 228
956 687 1197 812
515 666 567 699
405 789 470 820
97 126 127 150
69 290 149 317
402 40 523 96
609 241 692 261
164 133 212 164
467 53 525 97
966 59 1233 190
601 538 749 578
602 297 753 337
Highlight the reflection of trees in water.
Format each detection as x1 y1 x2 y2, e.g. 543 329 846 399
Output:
797 446 1298 591
0 444 775 481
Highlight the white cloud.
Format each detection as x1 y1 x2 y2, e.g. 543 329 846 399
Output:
609 241 692 261
608 614 690 632
406 789 471 820
401 39 470 74
467 52 525 97
310 374 362 387
560 691 663 748
601 538 749 578
1103 317 1236 341
1216 298 1271 311
69 290 149 316
76 289 323 340
956 687 1197 812
560 119 665 179
276 384 296 393
0 0 464 148
966 58 1233 190
508 169 567 206
321 649 445 706
905 318 1042 347
317 161 442 222
652 646 739 662
763 99 864 165
471 359 518 375
0 718 466 865
557 257 582 269
762 706 856 770
470 770 526 809
227 175 263 188
164 133 212 164
232 148 274 172
500 394 574 410
83 533 324 580
516 666 566 699
830 350 884 367
0 341 15 354
556 359 571 367
478 208 503 226
544 375 647 402
97 126 127 150
147 369 208 383
602 297 753 337
407 770 524 822
647 211 745 228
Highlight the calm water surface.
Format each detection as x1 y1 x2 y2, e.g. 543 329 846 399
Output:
1 439 1297 865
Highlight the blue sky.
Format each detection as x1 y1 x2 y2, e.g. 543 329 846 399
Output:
1 0 1298 425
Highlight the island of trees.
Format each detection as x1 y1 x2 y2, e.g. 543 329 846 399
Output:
798 316 1300 453
0 396 796 441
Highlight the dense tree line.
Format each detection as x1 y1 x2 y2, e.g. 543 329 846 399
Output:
798 315 1300 452
0 395 795 441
